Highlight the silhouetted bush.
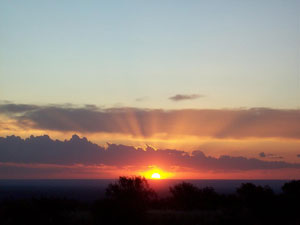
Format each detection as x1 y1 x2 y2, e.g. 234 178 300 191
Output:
0 198 89 225
169 182 219 210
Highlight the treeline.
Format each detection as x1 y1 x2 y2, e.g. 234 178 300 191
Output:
1 177 300 225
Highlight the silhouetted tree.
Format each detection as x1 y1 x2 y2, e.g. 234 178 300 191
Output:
106 176 156 204
198 187 220 210
236 183 275 223
280 180 300 220
94 176 156 225
4 180 300 225
282 180 300 196
170 182 200 210
169 182 219 210
236 183 274 202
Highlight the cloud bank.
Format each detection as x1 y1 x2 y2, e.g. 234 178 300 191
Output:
0 135 299 171
1 103 300 139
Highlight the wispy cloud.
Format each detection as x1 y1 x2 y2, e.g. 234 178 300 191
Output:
169 94 204 101
135 97 148 102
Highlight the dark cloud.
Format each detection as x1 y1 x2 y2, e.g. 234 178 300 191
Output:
259 152 283 159
297 154 300 158
259 152 266 157
0 135 299 171
169 94 204 101
0 103 39 113
1 103 300 139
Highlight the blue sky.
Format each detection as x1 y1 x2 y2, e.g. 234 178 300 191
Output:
1 0 299 109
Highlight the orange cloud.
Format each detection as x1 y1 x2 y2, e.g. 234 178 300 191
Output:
1 103 300 140
1 135 300 179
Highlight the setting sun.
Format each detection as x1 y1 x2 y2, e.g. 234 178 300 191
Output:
151 173 161 179
141 166 173 179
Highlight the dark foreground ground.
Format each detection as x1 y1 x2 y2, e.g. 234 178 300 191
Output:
1 178 300 225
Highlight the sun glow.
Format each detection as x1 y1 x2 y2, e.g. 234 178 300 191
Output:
151 173 161 179
141 166 173 179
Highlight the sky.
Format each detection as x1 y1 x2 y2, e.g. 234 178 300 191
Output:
0 0 300 179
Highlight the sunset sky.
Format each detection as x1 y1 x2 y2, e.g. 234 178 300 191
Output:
1 0 300 179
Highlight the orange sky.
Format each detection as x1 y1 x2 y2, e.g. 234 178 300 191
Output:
1 105 300 179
